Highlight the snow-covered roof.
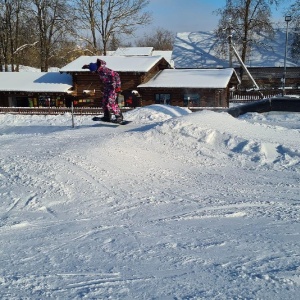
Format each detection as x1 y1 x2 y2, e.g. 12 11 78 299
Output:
115 48 173 66
60 55 166 73
113 47 153 56
2 65 60 72
152 50 173 66
104 49 173 66
172 30 299 68
138 68 238 89
105 50 116 56
0 72 73 93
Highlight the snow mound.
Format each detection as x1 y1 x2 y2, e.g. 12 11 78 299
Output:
124 104 192 124
123 109 300 169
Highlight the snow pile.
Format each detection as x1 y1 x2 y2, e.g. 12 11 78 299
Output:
124 104 191 124
0 105 299 299
123 107 300 170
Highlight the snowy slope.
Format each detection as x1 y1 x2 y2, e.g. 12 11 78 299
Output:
0 105 299 299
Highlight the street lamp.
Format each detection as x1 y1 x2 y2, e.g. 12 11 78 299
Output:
282 15 292 96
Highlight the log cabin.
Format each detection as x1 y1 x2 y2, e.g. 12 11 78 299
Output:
59 55 171 108
138 68 240 107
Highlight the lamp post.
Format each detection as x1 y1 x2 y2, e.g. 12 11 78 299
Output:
282 15 292 96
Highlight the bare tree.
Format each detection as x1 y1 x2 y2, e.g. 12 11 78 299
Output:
0 1 9 71
286 0 300 63
215 0 279 63
74 0 152 55
136 27 175 50
29 0 73 71
108 33 123 51
0 0 29 71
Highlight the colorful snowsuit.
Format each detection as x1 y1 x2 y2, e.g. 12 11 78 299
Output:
95 59 121 116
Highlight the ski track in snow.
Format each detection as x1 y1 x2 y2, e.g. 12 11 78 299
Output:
0 108 299 299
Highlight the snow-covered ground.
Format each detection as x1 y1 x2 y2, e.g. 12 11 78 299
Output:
0 105 299 299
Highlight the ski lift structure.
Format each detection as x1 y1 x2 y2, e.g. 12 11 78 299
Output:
227 28 264 98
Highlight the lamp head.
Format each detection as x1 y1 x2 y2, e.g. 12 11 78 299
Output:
285 15 292 22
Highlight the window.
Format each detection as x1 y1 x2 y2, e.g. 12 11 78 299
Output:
184 94 200 107
155 94 171 105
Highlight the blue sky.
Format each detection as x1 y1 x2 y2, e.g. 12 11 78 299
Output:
136 0 291 36
146 0 222 32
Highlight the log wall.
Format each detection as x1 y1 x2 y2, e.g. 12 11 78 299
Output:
139 88 229 107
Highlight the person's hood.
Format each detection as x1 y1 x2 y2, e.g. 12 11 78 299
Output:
97 59 107 67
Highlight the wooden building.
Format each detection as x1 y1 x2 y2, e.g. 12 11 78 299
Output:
138 68 240 107
59 55 170 107
172 31 300 92
0 72 73 107
238 67 300 90
0 54 240 109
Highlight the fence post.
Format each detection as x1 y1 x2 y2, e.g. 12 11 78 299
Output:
71 101 75 128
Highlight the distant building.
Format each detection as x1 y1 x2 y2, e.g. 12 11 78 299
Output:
113 47 154 56
172 30 298 69
113 47 174 67
172 30 300 90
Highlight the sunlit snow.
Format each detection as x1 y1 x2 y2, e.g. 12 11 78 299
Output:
0 105 299 299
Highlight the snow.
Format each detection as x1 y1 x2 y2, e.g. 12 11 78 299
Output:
2 65 60 72
152 50 173 66
60 55 166 73
112 48 173 66
172 30 299 68
0 105 299 299
113 47 154 56
138 68 239 88
0 72 73 93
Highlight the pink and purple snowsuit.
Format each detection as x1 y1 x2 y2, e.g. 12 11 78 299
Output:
85 59 121 117
96 59 121 116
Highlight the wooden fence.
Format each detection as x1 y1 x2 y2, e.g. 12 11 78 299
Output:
0 107 101 115
0 107 134 115
230 89 300 103
1 89 300 115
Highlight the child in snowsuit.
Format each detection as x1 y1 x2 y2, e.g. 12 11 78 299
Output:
82 59 123 123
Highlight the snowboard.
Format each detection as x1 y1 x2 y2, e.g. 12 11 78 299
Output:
92 116 132 125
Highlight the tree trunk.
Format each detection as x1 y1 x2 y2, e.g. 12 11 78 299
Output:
241 0 251 63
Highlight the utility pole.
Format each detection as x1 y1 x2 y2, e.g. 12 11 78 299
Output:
227 20 233 68
227 0 233 68
282 15 292 96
